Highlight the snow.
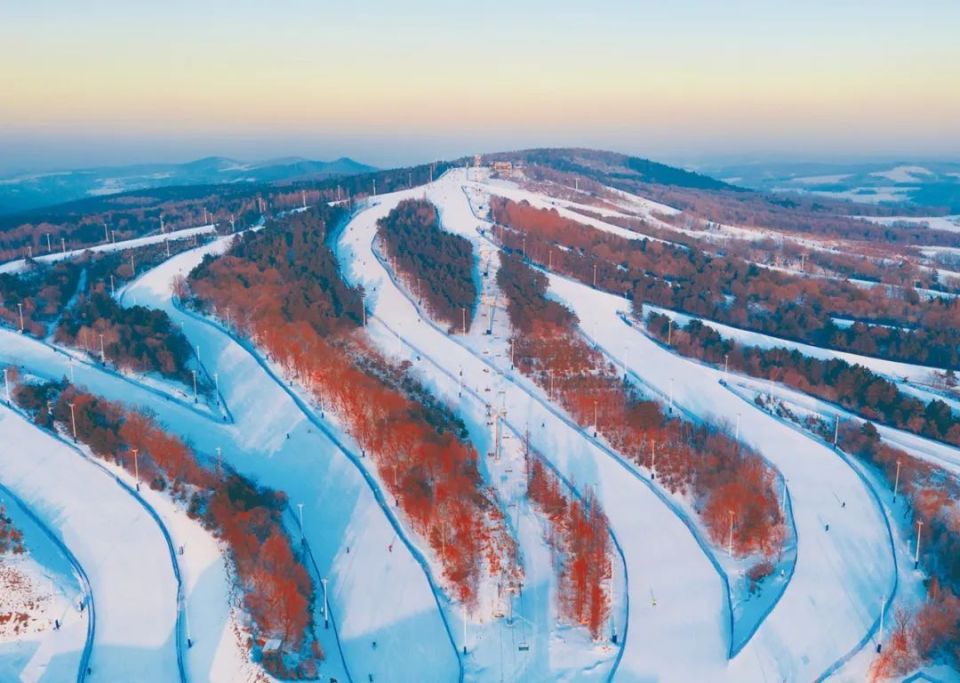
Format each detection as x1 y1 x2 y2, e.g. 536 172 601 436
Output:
869 166 934 183
337 170 734 681
546 274 894 681
724 377 950 682
114 238 459 682
641 304 945 386
3 163 956 680
0 498 83 683
0 406 180 681
859 214 960 234
775 186 915 204
0 224 217 275
792 174 853 185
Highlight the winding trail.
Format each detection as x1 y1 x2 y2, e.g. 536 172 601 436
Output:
2 239 457 681
0 477 93 683
548 274 894 681
120 237 460 682
0 405 181 681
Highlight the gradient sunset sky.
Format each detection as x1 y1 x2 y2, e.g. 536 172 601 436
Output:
2 0 958 173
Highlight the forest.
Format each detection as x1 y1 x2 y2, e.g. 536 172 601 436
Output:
188 204 519 608
498 252 785 561
647 312 960 447
526 455 611 640
377 199 477 332
56 290 196 386
0 260 81 336
489 196 960 369
13 380 321 678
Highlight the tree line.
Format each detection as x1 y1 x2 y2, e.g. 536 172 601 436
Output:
377 199 477 332
647 312 960 447
489 196 960 369
188 204 520 610
526 455 612 640
497 252 785 563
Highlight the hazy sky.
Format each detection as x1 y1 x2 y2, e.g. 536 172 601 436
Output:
1 0 958 173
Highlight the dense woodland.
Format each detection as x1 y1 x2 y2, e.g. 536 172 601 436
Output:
0 260 82 335
497 253 785 561
56 291 195 385
377 199 477 331
526 455 611 639
13 381 321 678
648 313 960 447
189 205 519 607
489 196 960 369
0 238 210 386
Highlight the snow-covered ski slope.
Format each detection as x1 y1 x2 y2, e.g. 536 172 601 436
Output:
0 406 180 681
3 164 956 681
332 167 923 681
0 224 217 275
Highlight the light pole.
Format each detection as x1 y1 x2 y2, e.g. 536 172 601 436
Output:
321 577 329 629
650 441 657 480
669 377 675 413
68 402 77 441
191 370 198 403
17 303 24 333
724 353 729 375
914 520 924 569
68 358 75 384
893 460 902 502
297 503 304 542
213 372 220 407
593 399 599 438
833 414 840 448
133 448 140 491
99 334 105 363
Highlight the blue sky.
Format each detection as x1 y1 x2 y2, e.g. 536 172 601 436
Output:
1 0 958 172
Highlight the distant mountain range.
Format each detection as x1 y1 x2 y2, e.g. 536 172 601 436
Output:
0 156 376 214
701 160 960 212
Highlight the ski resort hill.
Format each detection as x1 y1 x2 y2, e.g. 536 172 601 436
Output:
0 150 958 682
